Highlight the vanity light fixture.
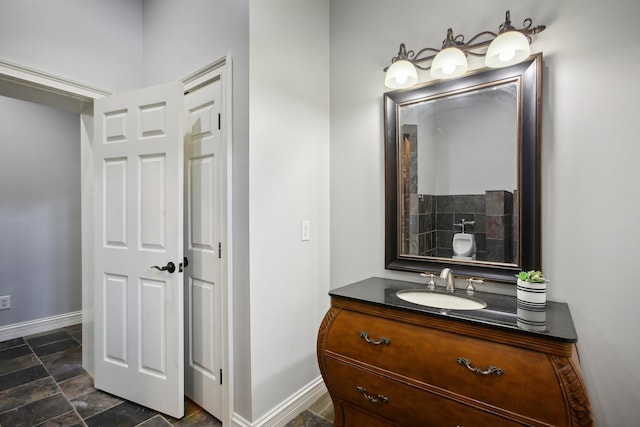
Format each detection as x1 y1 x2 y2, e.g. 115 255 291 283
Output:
430 29 469 80
384 10 546 88
384 43 419 89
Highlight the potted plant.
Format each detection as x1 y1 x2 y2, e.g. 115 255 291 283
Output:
516 270 548 308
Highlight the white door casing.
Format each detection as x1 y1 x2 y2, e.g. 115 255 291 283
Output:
93 82 185 418
184 78 225 419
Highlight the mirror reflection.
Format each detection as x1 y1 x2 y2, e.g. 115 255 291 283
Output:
384 54 542 283
399 82 518 264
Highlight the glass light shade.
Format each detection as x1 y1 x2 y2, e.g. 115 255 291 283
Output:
384 59 418 89
486 31 530 68
430 47 468 79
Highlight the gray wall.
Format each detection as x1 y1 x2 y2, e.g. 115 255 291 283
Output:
0 0 144 328
0 96 81 325
330 0 640 425
1 0 324 423
140 0 253 419
0 0 144 92
5 0 638 425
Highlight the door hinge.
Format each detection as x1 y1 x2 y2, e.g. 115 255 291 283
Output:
218 113 221 130
220 368 223 385
218 242 222 258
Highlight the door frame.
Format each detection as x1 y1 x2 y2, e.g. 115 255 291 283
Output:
182 58 234 426
0 57 234 426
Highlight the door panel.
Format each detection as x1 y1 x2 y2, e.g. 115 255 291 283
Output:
184 78 224 419
94 82 184 418
104 274 128 365
190 278 217 378
139 154 167 249
104 158 128 247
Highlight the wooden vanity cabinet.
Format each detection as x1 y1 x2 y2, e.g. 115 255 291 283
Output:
317 297 593 427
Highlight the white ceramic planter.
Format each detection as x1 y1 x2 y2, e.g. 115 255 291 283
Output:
516 278 547 308
516 303 547 331
516 278 547 331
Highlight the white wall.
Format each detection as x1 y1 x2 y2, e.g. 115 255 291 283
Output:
0 0 144 92
138 1 332 421
0 96 81 326
249 0 330 420
0 1 143 331
8 0 638 424
330 0 640 424
140 0 252 419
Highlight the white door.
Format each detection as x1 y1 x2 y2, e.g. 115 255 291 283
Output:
184 78 225 418
93 82 185 418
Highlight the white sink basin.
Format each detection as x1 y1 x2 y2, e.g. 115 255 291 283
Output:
396 290 487 310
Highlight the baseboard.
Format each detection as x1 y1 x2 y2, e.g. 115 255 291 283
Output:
231 376 328 427
0 311 82 342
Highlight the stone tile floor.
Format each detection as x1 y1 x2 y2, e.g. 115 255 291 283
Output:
283 392 333 427
0 325 333 426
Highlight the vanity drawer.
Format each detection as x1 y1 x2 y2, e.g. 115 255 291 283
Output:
324 357 523 427
341 403 398 427
325 309 568 425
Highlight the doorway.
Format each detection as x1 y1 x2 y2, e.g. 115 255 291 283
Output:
0 58 233 426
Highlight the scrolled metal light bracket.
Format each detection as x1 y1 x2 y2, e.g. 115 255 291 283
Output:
384 10 546 72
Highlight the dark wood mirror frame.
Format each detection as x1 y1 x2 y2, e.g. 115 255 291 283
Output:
384 54 542 283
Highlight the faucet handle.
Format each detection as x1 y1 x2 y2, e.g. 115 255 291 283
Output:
420 272 436 289
466 278 484 295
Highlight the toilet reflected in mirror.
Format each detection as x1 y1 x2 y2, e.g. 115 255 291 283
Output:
453 218 476 260
452 232 476 260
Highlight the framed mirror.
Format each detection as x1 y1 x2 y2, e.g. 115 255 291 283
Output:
384 54 541 283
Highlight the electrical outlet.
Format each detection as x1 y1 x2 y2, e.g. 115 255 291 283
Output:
0 295 10 310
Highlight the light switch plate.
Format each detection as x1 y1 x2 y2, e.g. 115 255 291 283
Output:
301 221 310 241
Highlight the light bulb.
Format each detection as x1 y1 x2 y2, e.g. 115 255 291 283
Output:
384 59 418 89
430 47 468 80
442 63 456 75
499 50 516 63
395 74 408 85
486 31 530 68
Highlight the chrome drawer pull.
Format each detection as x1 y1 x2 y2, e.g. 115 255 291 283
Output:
457 357 503 376
356 386 389 404
359 331 391 345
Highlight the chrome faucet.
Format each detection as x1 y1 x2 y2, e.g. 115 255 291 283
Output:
440 268 455 292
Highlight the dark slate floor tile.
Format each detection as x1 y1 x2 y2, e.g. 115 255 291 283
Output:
138 415 173 426
32 338 81 357
0 344 32 361
38 410 84 427
39 347 85 382
0 364 49 392
283 410 333 427
0 337 26 351
0 352 40 376
308 392 334 422
84 400 157 427
63 324 82 335
58 372 95 400
0 376 59 413
0 393 73 427
71 389 123 420
172 408 222 427
25 329 72 348
64 324 83 344
163 398 201 424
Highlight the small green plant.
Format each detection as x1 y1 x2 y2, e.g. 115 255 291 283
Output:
517 270 547 283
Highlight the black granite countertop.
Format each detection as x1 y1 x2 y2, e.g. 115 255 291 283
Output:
329 277 578 343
